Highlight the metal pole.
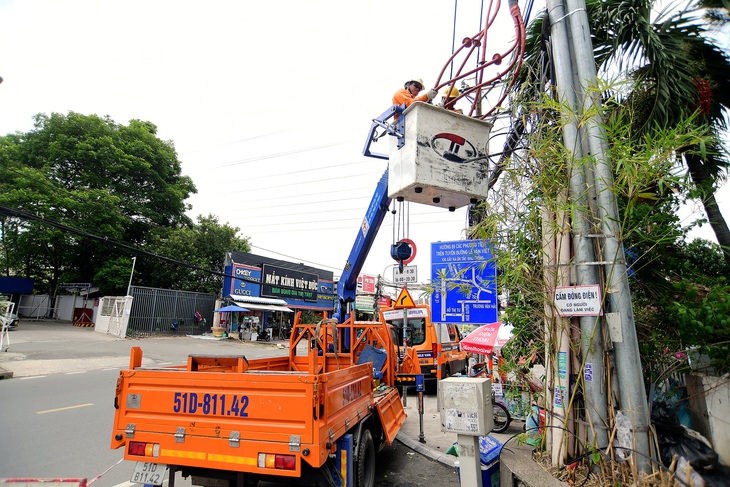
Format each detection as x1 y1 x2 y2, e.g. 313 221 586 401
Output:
545 0 594 463
546 0 610 451
418 389 426 443
562 0 652 471
127 257 137 296
457 435 484 487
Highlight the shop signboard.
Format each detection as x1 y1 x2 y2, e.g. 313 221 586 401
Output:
262 264 319 302
223 263 262 298
357 274 377 293
355 294 375 312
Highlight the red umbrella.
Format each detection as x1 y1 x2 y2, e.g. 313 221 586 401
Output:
460 321 514 355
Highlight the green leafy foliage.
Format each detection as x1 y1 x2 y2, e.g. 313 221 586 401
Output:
143 215 250 294
0 111 248 296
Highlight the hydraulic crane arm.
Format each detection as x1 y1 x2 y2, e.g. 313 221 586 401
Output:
335 168 391 323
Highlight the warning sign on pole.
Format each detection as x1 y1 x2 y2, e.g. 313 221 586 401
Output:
394 287 416 308
553 284 603 316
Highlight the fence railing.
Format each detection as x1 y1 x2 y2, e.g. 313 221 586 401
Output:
127 286 216 337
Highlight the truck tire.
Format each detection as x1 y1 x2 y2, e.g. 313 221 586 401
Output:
356 428 375 487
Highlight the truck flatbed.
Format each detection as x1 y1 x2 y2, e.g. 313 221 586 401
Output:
111 316 406 486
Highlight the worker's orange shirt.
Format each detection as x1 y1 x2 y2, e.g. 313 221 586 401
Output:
392 88 428 120
392 88 428 108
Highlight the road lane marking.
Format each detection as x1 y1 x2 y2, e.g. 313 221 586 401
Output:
36 403 94 414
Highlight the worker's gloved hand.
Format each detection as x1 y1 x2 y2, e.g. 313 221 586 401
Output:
426 89 438 102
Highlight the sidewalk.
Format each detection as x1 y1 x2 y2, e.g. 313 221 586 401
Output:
0 320 524 467
397 389 462 466
397 387 523 468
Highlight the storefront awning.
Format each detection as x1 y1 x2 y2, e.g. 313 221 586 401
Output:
234 302 293 313
227 295 293 313
214 305 250 313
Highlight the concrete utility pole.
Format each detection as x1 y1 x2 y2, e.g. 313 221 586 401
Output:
564 0 652 473
545 0 609 454
546 0 651 473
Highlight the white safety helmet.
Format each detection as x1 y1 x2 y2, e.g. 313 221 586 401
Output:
405 78 425 90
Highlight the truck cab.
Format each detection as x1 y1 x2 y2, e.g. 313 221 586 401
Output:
380 304 467 389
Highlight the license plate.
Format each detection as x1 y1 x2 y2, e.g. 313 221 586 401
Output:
131 461 166 485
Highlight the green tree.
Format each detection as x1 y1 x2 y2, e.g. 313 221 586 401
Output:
0 112 196 294
583 0 730 374
519 0 730 265
511 0 730 365
142 215 251 295
590 0 730 266
474 89 722 480
93 256 138 296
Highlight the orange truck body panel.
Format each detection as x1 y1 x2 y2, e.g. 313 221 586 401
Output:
374 387 406 445
111 315 405 479
380 304 468 381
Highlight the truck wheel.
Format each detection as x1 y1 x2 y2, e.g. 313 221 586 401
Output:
356 428 375 487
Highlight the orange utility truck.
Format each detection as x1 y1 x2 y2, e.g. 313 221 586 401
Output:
111 113 479 485
111 164 413 487
111 314 405 487
381 302 468 388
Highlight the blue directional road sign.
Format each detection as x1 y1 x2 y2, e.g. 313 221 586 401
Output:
430 239 497 324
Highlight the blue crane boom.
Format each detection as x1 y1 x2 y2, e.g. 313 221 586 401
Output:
334 102 415 323
334 168 391 323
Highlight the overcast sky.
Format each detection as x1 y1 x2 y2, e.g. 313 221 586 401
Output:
1 0 726 289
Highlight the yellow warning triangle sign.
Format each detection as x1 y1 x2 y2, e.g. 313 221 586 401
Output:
394 287 415 308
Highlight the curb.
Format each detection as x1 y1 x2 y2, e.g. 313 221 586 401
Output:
0 365 13 380
396 432 458 469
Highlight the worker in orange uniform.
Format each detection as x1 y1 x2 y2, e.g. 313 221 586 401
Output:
439 86 464 114
392 77 438 119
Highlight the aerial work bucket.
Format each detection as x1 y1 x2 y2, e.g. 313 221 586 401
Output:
389 102 493 210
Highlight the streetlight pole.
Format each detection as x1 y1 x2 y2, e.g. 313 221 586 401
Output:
127 256 137 296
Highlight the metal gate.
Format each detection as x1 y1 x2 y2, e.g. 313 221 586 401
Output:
107 297 127 337
127 286 216 337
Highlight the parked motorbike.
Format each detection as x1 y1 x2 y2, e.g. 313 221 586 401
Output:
256 327 271 342
279 324 291 340
491 396 512 433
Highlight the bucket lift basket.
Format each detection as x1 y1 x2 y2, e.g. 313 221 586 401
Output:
363 102 493 210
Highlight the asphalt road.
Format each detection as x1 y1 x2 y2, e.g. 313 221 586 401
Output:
0 323 463 487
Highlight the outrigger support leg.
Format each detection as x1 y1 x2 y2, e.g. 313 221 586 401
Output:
362 104 406 160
